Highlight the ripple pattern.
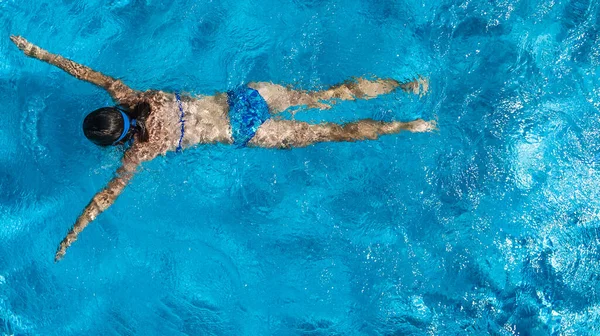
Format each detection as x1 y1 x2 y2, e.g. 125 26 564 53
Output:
2 0 600 335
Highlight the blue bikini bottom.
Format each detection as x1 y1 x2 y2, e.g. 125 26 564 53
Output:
227 86 270 147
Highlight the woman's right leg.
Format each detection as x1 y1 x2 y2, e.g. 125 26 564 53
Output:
313 76 428 101
249 77 428 114
248 118 436 149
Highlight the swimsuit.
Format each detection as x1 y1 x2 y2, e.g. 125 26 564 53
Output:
227 86 270 147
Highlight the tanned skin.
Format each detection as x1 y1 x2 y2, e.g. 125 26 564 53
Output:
10 35 436 261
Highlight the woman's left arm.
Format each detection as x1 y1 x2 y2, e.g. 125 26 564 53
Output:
55 145 145 261
10 35 137 103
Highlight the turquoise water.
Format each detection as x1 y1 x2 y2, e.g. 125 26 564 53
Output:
2 0 600 334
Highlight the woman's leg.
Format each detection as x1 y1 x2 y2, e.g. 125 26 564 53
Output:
248 118 436 149
249 77 428 114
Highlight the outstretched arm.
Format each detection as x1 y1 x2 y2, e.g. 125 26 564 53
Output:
55 146 143 261
10 35 137 103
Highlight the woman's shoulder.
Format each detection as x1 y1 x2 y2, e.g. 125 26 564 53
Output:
138 90 173 105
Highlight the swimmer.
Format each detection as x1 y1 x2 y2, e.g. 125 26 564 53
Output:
10 35 436 261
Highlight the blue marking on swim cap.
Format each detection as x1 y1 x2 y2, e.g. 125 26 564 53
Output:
113 110 131 145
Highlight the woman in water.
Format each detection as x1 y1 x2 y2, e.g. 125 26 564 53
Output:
10 35 436 261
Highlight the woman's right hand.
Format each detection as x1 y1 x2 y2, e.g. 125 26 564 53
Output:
10 35 35 56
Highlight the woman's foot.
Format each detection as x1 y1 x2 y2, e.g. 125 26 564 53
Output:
400 76 429 96
405 118 437 133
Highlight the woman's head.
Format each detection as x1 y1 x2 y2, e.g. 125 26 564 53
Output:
83 103 150 146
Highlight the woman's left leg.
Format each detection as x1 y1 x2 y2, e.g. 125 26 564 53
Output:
248 118 436 149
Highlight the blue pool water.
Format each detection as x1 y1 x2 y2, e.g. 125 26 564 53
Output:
2 0 600 334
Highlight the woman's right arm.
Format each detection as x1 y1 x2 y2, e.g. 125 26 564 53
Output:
10 35 138 103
